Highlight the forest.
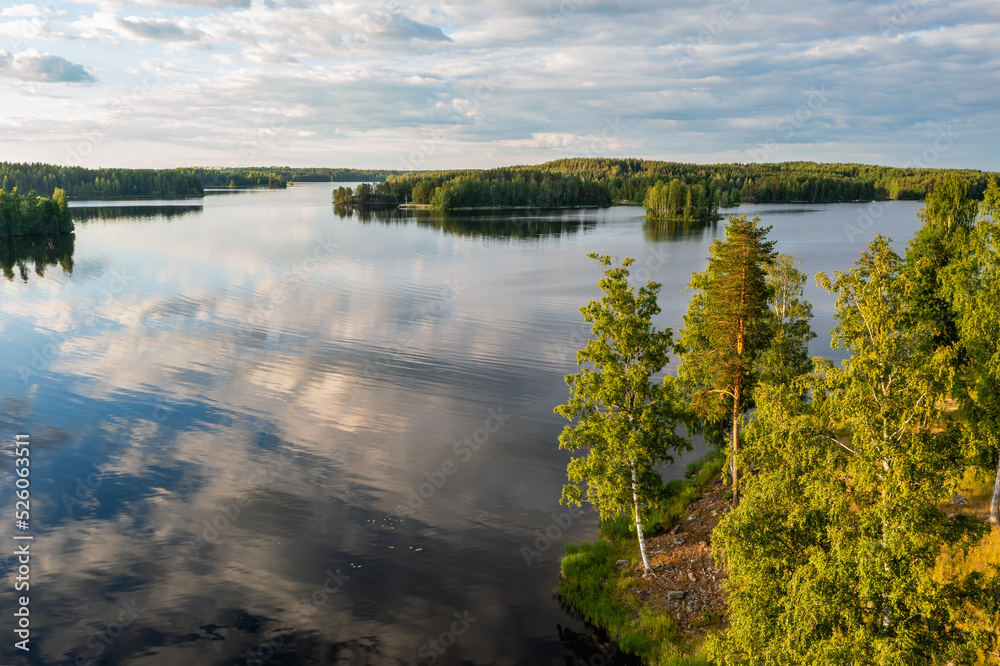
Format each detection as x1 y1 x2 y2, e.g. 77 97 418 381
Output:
556 175 1000 665
4 160 997 216
0 163 399 199
0 188 74 237
373 159 997 213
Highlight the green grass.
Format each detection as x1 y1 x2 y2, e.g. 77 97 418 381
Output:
558 449 726 666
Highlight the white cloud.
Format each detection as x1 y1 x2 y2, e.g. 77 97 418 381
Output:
0 0 997 169
0 48 95 83
1 4 47 17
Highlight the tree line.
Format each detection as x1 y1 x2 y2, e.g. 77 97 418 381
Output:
373 159 996 212
0 188 74 237
0 163 401 200
6 159 996 210
556 175 1000 664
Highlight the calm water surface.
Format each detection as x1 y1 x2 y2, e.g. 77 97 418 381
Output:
0 184 925 665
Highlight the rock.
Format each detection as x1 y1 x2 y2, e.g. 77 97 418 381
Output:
950 495 969 506
672 538 685 546
669 524 681 535
615 559 631 569
688 572 697 582
666 590 686 601
687 514 697 521
710 509 719 517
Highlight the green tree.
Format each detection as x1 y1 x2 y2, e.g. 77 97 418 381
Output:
943 177 1000 524
905 175 978 349
678 215 776 504
555 254 688 573
708 236 990 665
758 253 815 386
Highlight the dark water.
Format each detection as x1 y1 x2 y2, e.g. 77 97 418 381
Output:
0 185 924 665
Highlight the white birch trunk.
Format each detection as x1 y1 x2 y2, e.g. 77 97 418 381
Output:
631 459 653 574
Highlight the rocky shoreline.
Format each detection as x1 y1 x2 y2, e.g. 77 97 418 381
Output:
620 472 731 640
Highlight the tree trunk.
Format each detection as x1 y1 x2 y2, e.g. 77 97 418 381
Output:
991 449 1000 526
731 378 741 507
631 459 653 574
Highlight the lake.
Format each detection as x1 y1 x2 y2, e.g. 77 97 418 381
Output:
0 184 925 665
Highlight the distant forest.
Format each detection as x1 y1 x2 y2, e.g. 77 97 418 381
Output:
351 159 999 212
4 160 998 213
0 163 399 199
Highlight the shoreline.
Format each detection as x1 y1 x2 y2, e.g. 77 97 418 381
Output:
558 450 726 665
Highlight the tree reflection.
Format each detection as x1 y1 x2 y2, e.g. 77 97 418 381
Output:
334 204 596 240
643 216 716 242
73 205 203 223
1 233 75 282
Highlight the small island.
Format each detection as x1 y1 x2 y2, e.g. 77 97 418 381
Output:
0 188 74 237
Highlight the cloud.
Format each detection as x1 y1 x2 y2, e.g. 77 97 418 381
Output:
1 0 999 169
1 4 46 18
70 12 203 44
0 49 95 83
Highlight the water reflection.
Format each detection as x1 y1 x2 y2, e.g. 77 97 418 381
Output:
0 188 928 666
643 216 717 242
335 204 597 239
0 233 74 281
73 205 204 222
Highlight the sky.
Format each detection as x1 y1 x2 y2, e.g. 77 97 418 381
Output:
0 0 998 171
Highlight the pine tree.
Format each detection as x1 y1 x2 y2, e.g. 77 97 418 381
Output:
678 215 776 504
707 236 992 665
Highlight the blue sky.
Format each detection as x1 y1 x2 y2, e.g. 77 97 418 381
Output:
0 0 998 170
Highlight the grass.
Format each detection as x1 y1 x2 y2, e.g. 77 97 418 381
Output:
558 449 726 666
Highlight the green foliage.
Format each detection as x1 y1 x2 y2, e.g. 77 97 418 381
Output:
556 254 688 514
0 163 402 200
708 237 993 665
758 253 816 386
5 159 995 206
678 215 778 501
555 254 689 570
943 176 1000 524
559 450 724 666
0 189 73 237
643 178 718 222
905 175 979 350
680 215 777 420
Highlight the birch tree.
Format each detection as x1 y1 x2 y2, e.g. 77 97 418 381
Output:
555 254 688 574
